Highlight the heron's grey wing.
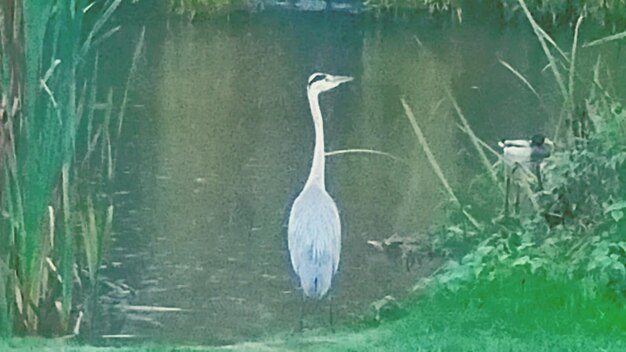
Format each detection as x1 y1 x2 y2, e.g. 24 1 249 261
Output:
287 197 306 275
287 189 341 276
288 192 318 275
328 198 341 274
304 190 341 275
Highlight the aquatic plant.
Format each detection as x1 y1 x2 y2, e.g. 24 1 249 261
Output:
0 0 143 337
169 0 253 19
167 0 626 29
367 0 626 28
498 0 626 28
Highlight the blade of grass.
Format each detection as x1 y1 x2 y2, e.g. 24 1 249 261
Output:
401 98 482 230
106 130 113 180
583 29 626 48
98 205 114 277
117 27 146 139
80 0 122 57
47 206 54 249
455 123 501 159
446 90 503 195
91 25 121 49
102 89 113 179
498 57 541 101
557 14 584 142
517 0 573 123
498 57 558 126
83 194 98 284
531 22 570 64
0 259 8 336
86 52 99 151
59 162 73 330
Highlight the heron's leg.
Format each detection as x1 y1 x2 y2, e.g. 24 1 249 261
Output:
329 293 335 333
299 292 305 332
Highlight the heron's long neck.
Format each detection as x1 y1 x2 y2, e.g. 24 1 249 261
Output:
306 90 325 188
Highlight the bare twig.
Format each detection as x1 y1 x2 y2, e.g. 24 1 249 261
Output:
326 148 408 165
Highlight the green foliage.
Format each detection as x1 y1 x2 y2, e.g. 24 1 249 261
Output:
0 0 139 337
499 0 626 27
405 272 626 341
419 64 626 309
169 0 251 18
3 270 626 351
166 0 626 29
428 97 625 296
362 0 626 28
4 271 626 350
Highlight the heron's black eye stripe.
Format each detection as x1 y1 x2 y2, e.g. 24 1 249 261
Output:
308 74 326 86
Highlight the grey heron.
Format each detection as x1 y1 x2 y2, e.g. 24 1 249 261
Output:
287 72 352 329
498 134 554 214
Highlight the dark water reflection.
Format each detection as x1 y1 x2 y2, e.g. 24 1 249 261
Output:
95 9 624 344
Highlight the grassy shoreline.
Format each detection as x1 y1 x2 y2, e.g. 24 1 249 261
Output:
3 272 626 351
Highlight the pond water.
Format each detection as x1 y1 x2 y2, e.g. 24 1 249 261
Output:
94 7 624 345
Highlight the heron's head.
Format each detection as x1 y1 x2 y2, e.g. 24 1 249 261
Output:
307 72 353 95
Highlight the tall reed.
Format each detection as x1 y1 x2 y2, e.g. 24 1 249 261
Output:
401 99 482 230
0 0 140 336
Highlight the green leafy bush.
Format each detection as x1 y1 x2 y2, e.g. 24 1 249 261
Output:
169 0 253 18
498 0 626 27
428 92 626 298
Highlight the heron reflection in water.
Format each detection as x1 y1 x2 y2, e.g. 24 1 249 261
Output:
287 72 352 330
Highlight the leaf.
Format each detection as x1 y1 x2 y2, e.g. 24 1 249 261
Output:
14 285 23 315
611 262 626 276
605 201 626 213
447 225 464 236
530 259 544 274
476 245 495 257
472 264 484 278
610 210 624 223
517 242 535 251
512 256 531 266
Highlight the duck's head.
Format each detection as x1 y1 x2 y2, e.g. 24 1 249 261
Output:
530 134 555 148
530 134 546 146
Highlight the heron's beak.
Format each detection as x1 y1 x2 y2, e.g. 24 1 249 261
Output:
331 75 354 85
544 138 555 147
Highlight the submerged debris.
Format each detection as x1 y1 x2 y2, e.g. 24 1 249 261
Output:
367 233 428 271
370 295 403 323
